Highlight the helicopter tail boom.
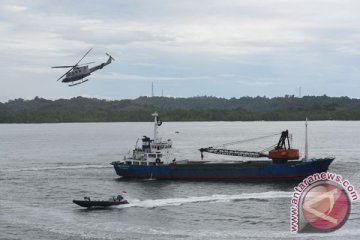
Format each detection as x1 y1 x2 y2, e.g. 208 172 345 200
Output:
89 53 114 73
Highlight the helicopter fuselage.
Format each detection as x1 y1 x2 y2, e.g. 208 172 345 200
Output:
62 66 91 83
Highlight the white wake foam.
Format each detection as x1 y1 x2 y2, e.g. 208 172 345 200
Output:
117 191 292 209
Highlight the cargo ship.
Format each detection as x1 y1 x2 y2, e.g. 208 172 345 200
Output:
111 113 334 181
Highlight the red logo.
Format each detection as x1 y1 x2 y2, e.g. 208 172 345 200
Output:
301 181 351 232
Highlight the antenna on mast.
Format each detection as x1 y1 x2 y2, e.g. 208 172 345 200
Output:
305 118 309 161
151 82 154 97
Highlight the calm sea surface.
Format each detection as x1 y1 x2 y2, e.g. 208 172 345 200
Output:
1 121 359 239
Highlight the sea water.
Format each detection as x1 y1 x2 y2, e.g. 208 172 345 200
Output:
0 121 359 239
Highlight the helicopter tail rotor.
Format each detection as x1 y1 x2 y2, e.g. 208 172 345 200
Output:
106 53 115 61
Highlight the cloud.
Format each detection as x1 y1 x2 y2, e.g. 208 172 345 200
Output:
0 4 27 13
2 1 359 59
97 72 209 81
0 0 360 101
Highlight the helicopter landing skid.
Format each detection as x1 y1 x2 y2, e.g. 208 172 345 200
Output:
69 79 89 87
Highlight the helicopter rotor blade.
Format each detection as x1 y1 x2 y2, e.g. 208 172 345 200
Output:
56 66 75 81
52 48 93 81
74 48 93 66
78 61 95 66
52 65 75 68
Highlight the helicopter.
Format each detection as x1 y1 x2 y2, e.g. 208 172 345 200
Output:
52 48 114 86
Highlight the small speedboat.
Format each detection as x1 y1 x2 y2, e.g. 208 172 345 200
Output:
73 195 129 208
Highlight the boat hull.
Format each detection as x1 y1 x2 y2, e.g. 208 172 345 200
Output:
73 200 129 208
112 158 334 181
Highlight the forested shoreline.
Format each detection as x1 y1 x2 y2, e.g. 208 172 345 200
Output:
1 95 359 123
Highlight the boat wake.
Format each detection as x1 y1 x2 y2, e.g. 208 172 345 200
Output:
117 191 291 209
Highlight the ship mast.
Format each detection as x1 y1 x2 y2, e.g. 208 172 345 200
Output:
305 118 309 161
152 112 162 143
152 112 159 142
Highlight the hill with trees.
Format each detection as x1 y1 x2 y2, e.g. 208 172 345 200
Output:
0 95 359 123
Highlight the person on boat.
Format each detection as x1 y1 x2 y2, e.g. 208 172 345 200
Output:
116 195 123 201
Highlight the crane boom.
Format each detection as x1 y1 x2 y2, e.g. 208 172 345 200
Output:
199 147 268 159
199 130 299 161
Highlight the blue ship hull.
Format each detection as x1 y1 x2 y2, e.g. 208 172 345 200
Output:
112 158 334 181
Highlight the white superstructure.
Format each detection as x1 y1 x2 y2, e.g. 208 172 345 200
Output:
121 112 175 166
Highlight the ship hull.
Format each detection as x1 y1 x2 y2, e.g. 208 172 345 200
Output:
112 158 334 181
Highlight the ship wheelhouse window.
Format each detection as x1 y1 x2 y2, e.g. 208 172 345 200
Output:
156 154 163 158
141 162 147 165
125 161 132 165
148 154 156 158
133 161 139 165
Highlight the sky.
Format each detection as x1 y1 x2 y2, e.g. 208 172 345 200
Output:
0 0 359 102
